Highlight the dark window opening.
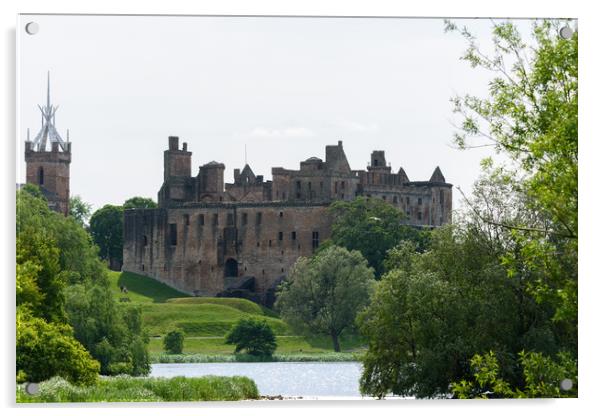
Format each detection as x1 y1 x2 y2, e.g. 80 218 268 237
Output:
296 193 301 199
440 190 445 206
256 212 262 225
320 182 324 190
291 231 296 240
374 159 378 166
169 223 177 246
141 264 145 271
269 240 272 247
142 235 148 246
382 195 386 201
242 213 248 225
418 212 423 221
312 231 320 251
296 181 301 189
38 167 44 185
393 196 398 203
227 213 234 226
335 182 338 193
406 197 410 205
199 214 205 226
279 211 283 217
262 269 265 275
341 181 345 189
418 197 422 205
257 242 260 247
213 213 219 225
278 232 283 241
281 268 284 273
183 214 190 226
224 258 238 277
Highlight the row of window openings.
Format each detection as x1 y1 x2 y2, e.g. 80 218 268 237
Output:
182 211 282 227
164 227 318 248
148 264 289 275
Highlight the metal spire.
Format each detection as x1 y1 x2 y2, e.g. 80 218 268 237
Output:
30 71 66 152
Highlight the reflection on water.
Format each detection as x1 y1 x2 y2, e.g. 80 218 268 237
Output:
150 362 363 397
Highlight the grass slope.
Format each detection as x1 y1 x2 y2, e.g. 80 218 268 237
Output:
108 271 364 357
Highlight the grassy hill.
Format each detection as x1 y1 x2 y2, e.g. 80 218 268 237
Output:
107 271 364 359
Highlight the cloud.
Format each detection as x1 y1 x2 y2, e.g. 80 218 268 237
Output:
249 126 316 138
334 119 380 132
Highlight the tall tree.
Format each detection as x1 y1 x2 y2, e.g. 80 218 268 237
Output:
328 197 429 277
69 195 92 226
124 197 157 210
276 245 375 352
89 205 124 270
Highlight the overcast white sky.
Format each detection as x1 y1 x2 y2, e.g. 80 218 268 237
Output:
17 15 535 211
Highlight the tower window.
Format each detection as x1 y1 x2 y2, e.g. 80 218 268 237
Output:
142 235 148 246
312 231 320 251
213 213 219 225
440 190 445 206
38 167 44 185
291 231 297 240
279 211 284 217
183 214 190 226
169 223 177 246
242 213 248 225
418 197 422 205
417 212 422 221
227 213 234 226
256 212 262 225
199 214 205 226
278 232 283 241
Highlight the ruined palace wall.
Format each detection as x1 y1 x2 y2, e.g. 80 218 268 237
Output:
123 203 331 299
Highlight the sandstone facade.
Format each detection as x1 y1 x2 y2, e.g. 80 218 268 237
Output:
123 137 452 303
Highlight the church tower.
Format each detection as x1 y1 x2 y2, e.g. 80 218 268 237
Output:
24 72 71 216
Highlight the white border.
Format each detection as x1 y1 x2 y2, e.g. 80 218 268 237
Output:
2 1 600 416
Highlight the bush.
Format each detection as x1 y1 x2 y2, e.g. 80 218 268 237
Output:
16 309 100 386
163 329 185 354
225 317 277 357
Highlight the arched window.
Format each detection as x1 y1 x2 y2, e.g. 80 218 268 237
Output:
38 167 44 185
224 258 238 278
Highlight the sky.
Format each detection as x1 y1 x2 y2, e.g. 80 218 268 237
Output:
17 15 536 211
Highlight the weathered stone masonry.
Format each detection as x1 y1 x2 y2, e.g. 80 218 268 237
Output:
123 137 452 303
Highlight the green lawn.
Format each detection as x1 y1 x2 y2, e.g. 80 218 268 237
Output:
108 271 364 358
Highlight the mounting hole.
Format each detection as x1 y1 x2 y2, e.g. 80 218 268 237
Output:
560 378 573 391
559 25 573 40
25 22 39 35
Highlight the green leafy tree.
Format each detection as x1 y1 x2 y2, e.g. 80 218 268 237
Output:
69 195 92 226
16 308 100 386
124 196 158 210
163 329 185 354
16 187 150 380
452 351 577 398
89 204 124 270
446 19 577 327
328 197 429 277
276 245 376 352
225 318 277 357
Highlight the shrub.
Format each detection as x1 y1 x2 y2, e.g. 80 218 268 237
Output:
225 317 277 357
163 329 185 354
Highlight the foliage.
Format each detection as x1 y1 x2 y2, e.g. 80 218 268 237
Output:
16 187 150 381
446 19 577 327
452 351 577 398
124 196 158 210
225 317 277 357
328 197 430 277
16 375 259 402
89 204 124 268
276 245 376 352
163 329 185 354
69 195 92 226
152 352 359 363
16 308 100 386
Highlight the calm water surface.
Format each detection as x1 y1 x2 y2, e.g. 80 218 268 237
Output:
150 362 364 397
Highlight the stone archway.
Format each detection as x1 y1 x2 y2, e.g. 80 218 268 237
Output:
224 258 238 278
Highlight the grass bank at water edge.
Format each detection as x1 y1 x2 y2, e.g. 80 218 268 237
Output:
16 375 259 402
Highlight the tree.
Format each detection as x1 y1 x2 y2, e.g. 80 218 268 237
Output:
124 196 157 210
276 245 376 352
69 195 92 226
17 308 100 386
328 197 429 277
163 329 185 354
89 204 124 270
446 19 577 326
225 318 277 357
16 187 150 381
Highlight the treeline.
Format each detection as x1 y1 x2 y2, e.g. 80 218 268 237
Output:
17 185 152 385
